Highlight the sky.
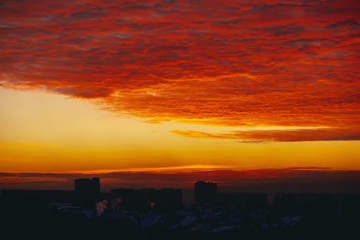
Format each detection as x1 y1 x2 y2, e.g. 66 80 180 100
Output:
0 0 360 191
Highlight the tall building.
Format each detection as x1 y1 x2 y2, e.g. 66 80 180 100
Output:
194 181 217 204
74 178 100 203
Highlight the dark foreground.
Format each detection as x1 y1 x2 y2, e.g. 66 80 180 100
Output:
1 192 359 240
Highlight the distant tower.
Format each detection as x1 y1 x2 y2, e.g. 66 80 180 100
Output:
74 178 100 202
194 181 217 204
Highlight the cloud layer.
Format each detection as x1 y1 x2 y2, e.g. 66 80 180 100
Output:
1 0 360 140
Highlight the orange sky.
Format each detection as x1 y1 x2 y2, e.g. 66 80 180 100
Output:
0 0 360 188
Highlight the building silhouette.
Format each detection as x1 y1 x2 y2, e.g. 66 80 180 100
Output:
216 192 268 208
75 178 100 194
110 188 182 209
74 178 100 204
194 181 217 204
273 192 360 216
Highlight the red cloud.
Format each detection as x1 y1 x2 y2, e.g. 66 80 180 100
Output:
1 0 360 134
